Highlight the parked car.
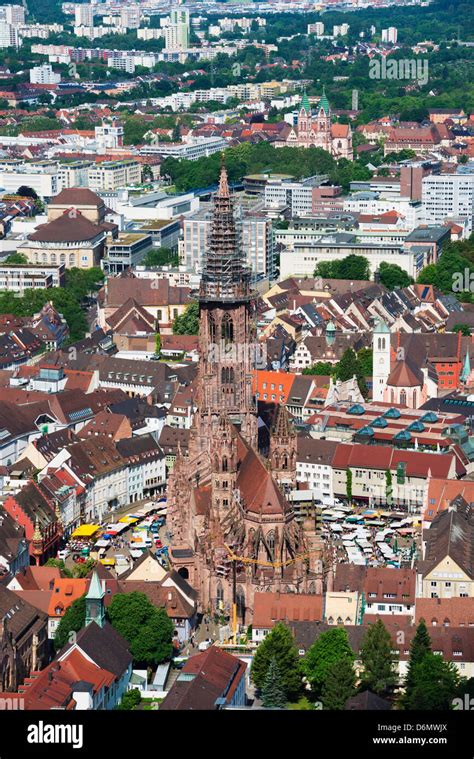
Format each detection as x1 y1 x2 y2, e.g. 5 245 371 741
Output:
198 639 213 652
57 549 69 561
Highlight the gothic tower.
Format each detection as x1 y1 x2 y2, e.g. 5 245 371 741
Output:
269 404 297 488
194 161 258 451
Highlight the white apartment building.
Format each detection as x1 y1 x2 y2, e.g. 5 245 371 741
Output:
29 64 61 85
307 22 324 36
58 161 92 191
143 135 227 161
74 3 94 27
333 23 350 36
1 4 24 24
87 160 141 192
0 263 64 293
381 26 398 44
107 55 135 73
164 6 190 50
343 193 424 229
0 22 20 48
0 162 58 198
95 118 124 151
422 172 474 232
182 208 274 280
119 6 141 29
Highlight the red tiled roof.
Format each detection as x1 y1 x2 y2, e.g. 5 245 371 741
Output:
253 592 323 628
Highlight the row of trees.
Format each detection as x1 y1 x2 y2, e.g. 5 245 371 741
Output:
250 618 466 710
313 255 413 291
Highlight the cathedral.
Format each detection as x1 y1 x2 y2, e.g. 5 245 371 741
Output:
167 163 324 624
277 90 353 160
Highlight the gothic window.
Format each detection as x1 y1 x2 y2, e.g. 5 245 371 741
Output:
236 586 245 619
222 456 228 472
400 389 407 406
282 454 288 470
221 313 234 343
221 367 234 384
216 581 224 603
308 582 316 594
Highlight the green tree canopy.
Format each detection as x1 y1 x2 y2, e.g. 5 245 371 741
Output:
359 619 398 696
401 618 432 706
403 653 460 710
303 627 354 697
261 657 287 709
321 657 356 710
54 595 86 651
107 591 173 667
173 301 199 335
378 262 413 290
250 622 302 701
314 254 370 281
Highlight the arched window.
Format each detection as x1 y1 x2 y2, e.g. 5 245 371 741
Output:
69 253 75 266
400 389 407 406
216 581 224 603
222 456 228 472
60 253 66 264
221 313 234 343
221 367 234 384
282 454 288 470
42 252 47 263
50 253 57 264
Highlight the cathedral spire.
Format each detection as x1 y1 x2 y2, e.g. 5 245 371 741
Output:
200 156 250 302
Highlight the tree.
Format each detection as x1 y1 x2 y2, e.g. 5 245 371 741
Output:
359 619 398 696
45 558 72 578
155 333 161 355
143 247 179 268
17 186 38 199
321 658 356 710
314 255 370 281
401 619 431 706
346 469 353 503
173 301 199 335
261 657 287 709
115 688 141 710
451 323 471 336
4 252 28 265
403 653 460 710
379 262 413 290
251 622 302 701
54 595 86 651
303 627 354 698
385 469 393 506
108 592 173 667
302 361 334 376
336 348 359 382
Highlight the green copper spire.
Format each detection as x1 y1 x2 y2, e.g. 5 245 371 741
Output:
319 86 330 115
461 349 471 384
300 90 311 113
85 570 105 628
